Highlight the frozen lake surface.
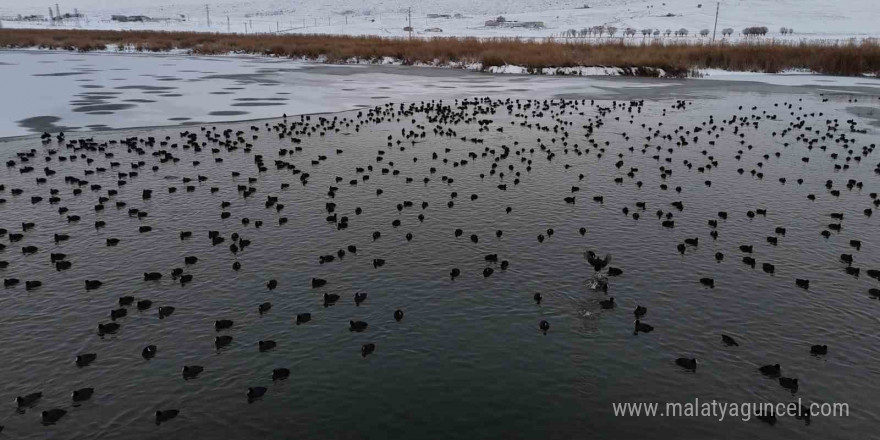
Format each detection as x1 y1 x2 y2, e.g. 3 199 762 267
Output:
1 50 878 139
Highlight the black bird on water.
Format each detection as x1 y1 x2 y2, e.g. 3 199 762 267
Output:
759 364 781 377
72 388 94 402
675 358 697 371
361 343 376 357
42 409 67 425
156 409 179 424
810 344 828 355
539 320 550 334
585 251 611 272
273 368 290 380
323 293 340 307
634 320 654 334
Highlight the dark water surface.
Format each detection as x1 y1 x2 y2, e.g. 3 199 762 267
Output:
0 93 878 439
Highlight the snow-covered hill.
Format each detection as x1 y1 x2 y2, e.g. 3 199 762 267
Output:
1 0 877 41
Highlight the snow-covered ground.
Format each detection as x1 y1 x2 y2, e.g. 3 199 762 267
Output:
1 0 877 42
1 49 877 139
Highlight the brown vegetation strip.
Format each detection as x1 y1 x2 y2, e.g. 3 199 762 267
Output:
1 29 878 76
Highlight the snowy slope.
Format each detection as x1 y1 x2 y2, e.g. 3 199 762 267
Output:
1 0 877 40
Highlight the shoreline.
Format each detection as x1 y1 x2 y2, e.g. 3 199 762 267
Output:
2 28 878 77
0 46 679 78
5 44 880 81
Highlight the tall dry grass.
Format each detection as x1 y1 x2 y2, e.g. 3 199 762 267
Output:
1 28 878 76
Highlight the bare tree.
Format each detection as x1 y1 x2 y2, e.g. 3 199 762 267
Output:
641 28 651 37
743 26 769 36
700 28 709 37
722 28 733 37
779 27 788 35
653 29 660 37
607 26 618 37
676 28 688 37
664 28 672 37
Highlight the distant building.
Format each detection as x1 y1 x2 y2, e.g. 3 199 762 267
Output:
10 14 46 21
485 16 507 26
485 17 544 29
424 27 443 32
427 14 451 19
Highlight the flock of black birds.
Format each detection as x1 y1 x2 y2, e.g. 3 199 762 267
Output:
1 94 878 431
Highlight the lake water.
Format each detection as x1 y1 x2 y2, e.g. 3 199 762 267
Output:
0 52 879 439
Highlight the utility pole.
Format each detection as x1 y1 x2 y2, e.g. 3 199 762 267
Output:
711 2 720 43
227 16 230 33
55 4 60 18
205 4 211 28
407 7 412 39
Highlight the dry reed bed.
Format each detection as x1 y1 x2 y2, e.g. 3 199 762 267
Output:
1 29 878 76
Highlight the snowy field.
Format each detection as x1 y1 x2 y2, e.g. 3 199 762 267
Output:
1 0 877 42
1 50 877 139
